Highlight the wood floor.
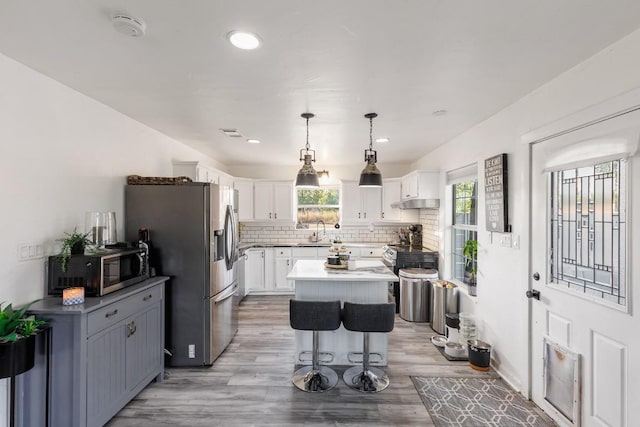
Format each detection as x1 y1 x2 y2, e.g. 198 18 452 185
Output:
107 295 497 426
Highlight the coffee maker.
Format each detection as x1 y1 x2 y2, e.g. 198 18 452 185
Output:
408 224 423 248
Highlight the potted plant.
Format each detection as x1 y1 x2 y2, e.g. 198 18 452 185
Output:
463 239 478 295
58 228 91 272
0 300 48 378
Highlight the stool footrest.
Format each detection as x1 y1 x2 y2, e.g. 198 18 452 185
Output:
297 350 335 364
347 351 383 364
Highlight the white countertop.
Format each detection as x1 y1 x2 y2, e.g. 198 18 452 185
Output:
287 259 397 282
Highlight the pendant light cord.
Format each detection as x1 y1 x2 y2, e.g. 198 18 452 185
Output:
306 115 310 152
369 115 373 151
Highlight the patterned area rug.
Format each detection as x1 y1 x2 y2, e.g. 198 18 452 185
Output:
411 377 557 427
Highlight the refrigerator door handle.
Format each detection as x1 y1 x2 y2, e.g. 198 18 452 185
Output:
214 283 238 304
224 204 234 270
230 207 238 261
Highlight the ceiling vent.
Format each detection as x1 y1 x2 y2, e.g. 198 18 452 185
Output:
112 14 146 37
221 129 243 138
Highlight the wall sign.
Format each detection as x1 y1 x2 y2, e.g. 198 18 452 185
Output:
484 153 508 232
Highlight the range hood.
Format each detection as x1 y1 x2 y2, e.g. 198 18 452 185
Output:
391 198 440 209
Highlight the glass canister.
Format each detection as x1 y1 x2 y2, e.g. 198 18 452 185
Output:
458 312 477 347
85 211 117 248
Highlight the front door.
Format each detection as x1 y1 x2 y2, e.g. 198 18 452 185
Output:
530 111 640 426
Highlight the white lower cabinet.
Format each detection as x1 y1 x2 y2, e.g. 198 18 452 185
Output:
244 245 383 295
245 248 265 292
360 245 383 258
274 248 293 291
245 247 293 294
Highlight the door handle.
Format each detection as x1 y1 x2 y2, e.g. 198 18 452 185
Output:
526 289 541 300
532 272 540 281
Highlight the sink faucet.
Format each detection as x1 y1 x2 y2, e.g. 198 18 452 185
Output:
314 220 326 242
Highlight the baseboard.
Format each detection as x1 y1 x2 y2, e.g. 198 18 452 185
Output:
490 363 523 396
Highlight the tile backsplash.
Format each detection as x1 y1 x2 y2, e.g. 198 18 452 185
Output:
240 208 440 248
420 208 439 250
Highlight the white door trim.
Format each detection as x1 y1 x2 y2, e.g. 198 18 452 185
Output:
521 87 640 146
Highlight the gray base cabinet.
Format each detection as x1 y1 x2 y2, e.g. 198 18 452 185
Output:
25 277 167 427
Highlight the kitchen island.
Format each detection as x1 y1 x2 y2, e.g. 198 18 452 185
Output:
287 259 398 366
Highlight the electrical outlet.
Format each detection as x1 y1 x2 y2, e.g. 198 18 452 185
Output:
512 235 520 250
500 235 512 248
18 243 46 261
188 344 195 359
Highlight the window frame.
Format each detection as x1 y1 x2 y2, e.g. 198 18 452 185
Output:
295 185 341 228
449 178 478 288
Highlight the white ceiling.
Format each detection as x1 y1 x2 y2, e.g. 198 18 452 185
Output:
1 1 640 168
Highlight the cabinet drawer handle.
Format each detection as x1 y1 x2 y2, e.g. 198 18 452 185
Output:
105 309 118 318
126 321 137 338
143 294 153 301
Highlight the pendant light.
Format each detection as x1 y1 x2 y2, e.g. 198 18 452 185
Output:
295 113 320 188
358 112 383 187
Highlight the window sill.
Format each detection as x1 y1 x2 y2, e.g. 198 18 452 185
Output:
448 278 477 298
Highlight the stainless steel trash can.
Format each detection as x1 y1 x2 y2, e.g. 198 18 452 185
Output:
399 268 438 322
430 280 459 334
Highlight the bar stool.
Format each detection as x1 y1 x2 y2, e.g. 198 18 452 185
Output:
342 302 395 392
289 299 342 392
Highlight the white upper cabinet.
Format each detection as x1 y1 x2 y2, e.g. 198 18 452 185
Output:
401 171 439 200
172 160 233 186
383 178 419 223
341 181 382 223
233 179 254 221
382 179 402 222
254 181 294 222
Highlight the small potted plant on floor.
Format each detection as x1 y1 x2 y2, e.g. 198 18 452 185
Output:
0 300 48 378
463 239 477 296
58 228 91 272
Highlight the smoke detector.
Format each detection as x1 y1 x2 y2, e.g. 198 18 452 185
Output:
112 14 146 37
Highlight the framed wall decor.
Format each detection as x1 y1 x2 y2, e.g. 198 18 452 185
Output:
484 153 509 232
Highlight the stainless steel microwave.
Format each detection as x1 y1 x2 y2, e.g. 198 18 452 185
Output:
48 247 149 297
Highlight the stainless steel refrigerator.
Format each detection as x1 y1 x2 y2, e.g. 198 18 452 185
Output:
125 183 239 366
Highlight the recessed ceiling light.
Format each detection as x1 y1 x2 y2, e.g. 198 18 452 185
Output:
247 139 261 144
375 138 389 143
227 31 262 50
432 110 448 116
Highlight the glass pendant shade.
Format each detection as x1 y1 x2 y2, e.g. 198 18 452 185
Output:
296 154 320 188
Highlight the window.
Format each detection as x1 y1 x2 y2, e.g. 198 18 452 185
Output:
296 187 340 228
550 159 626 306
451 179 478 284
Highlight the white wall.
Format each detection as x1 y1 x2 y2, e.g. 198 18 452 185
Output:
0 53 220 424
414 28 640 392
